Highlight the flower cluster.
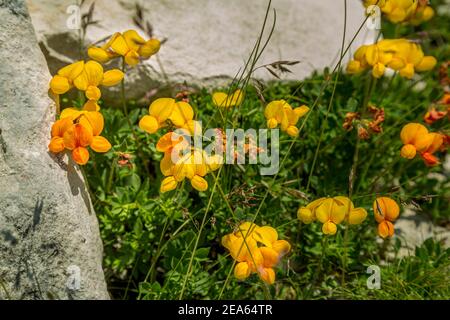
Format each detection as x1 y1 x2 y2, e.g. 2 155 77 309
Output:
158 140 221 193
264 100 309 137
88 30 161 66
400 123 444 166
139 98 220 193
48 29 161 166
49 111 111 165
347 39 436 79
222 222 291 284
49 60 124 101
373 197 400 238
364 0 434 25
48 60 122 164
297 196 368 235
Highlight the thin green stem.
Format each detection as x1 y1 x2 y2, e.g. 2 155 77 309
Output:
178 167 223 299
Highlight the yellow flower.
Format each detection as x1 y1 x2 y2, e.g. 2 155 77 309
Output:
88 30 161 66
299 196 367 234
73 61 124 101
315 197 351 235
212 89 244 108
139 98 194 134
347 39 436 79
221 222 290 285
49 60 123 101
264 100 309 137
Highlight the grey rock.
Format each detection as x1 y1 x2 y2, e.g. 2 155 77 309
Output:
393 209 450 258
0 0 109 300
26 0 376 103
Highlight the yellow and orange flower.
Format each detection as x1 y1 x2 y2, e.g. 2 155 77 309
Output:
400 123 444 166
48 111 112 165
373 197 400 238
222 222 290 284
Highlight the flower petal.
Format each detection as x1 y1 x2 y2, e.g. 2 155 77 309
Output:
149 98 176 122
139 39 161 58
260 247 279 268
123 30 146 51
58 61 84 81
234 262 251 280
110 34 129 56
86 85 101 101
373 197 400 223
125 50 140 66
190 175 208 191
139 115 159 134
272 240 291 257
101 69 124 86
50 75 70 94
84 61 104 86
258 267 275 285
160 176 178 193
322 221 337 235
88 47 113 63
378 220 395 238
90 136 111 153
48 137 65 153
81 111 104 136
63 123 93 150
170 101 194 127
72 147 90 165
51 117 73 137
253 226 278 247
348 207 368 225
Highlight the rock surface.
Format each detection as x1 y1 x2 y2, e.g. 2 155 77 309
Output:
26 0 375 102
0 0 109 300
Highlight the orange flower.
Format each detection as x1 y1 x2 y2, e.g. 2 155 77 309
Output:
373 197 400 239
49 112 112 165
400 123 443 166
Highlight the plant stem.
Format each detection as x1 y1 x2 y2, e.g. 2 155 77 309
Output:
178 167 223 299
121 58 133 128
341 226 349 286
